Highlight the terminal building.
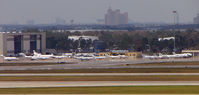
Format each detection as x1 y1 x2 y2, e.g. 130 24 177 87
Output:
0 32 46 56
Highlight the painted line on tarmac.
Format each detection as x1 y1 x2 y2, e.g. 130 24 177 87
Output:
1 73 199 76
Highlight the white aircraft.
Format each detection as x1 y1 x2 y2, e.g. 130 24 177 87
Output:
142 54 162 59
19 53 33 58
19 53 48 60
74 53 107 60
74 56 95 61
1 55 18 61
94 56 107 59
103 54 128 59
52 55 67 59
143 52 193 59
33 50 54 59
119 55 128 59
64 53 73 58
31 56 48 60
172 52 192 58
159 52 192 58
20 50 54 60
158 53 173 59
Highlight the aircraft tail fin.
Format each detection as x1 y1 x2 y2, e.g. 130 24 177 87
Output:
33 50 38 55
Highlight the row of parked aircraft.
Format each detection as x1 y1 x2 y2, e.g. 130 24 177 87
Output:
143 52 192 59
1 51 193 61
0 51 69 61
74 54 128 61
20 50 69 60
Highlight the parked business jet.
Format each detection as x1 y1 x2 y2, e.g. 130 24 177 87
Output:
159 52 192 58
172 52 192 58
74 56 95 61
19 53 33 58
158 53 174 59
104 54 121 59
64 53 73 58
142 54 161 59
1 55 18 61
119 55 128 59
93 56 107 59
19 53 47 60
33 50 54 59
52 55 67 59
20 51 54 60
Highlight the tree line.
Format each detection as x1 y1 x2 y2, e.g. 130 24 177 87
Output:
42 29 199 53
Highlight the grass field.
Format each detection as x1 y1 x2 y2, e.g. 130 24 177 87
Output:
0 75 199 81
0 86 199 94
2 68 199 73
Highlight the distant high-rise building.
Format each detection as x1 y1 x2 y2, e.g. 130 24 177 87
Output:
105 7 128 25
194 14 199 24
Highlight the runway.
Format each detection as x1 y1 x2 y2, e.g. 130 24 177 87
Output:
1 64 199 71
0 81 199 88
1 73 199 76
1 58 199 71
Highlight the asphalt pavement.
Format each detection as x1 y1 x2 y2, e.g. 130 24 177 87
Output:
1 73 199 76
1 58 199 70
0 81 199 88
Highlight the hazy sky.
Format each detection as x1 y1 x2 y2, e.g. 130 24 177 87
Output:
0 0 199 24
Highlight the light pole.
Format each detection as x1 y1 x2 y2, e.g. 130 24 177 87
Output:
173 11 179 53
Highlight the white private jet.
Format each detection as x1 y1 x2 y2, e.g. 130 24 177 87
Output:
20 50 54 60
33 50 54 59
143 52 193 60
74 56 95 61
159 52 192 58
74 53 107 60
64 53 73 58
105 54 121 59
19 53 33 58
172 52 192 58
1 55 18 61
19 53 47 60
94 56 107 59
158 53 173 59
119 55 129 59
52 55 67 59
31 56 48 60
142 54 162 59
